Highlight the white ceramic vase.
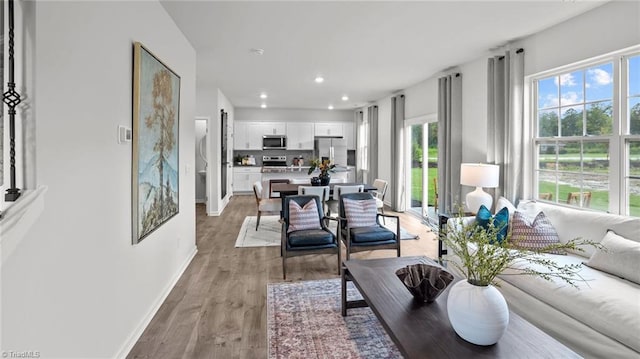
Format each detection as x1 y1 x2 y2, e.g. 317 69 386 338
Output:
446 280 509 346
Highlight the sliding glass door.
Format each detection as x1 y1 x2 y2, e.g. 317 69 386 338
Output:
405 115 438 219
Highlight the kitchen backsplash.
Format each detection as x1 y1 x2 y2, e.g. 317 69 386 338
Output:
233 149 356 166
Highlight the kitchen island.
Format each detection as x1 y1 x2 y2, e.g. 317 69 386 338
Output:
233 165 356 195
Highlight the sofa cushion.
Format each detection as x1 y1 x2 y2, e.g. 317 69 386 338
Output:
287 198 321 233
343 198 378 228
288 229 335 248
496 196 516 218
517 201 640 258
476 205 509 243
510 211 564 254
499 253 640 353
349 226 396 243
585 230 640 285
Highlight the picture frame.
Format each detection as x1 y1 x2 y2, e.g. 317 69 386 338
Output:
132 42 181 244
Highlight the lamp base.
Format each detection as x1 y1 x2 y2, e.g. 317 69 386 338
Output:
466 187 493 214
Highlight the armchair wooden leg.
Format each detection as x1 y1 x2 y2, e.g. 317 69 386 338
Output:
282 256 286 280
256 211 261 231
381 207 386 224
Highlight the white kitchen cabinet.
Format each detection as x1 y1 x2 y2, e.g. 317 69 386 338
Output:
234 122 263 150
261 122 286 135
314 122 343 137
342 121 356 150
233 167 262 193
286 122 315 150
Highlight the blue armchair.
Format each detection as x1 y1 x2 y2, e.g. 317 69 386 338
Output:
281 195 341 279
338 192 401 260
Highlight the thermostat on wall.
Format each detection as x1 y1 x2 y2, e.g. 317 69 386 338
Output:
118 125 132 144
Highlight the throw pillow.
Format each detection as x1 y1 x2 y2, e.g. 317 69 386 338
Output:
342 198 378 228
496 197 517 218
585 230 640 285
510 211 564 254
475 205 509 244
287 198 321 233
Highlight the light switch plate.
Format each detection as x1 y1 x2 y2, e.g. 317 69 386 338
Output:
118 125 132 144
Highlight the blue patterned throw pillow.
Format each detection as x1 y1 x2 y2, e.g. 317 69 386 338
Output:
475 205 509 244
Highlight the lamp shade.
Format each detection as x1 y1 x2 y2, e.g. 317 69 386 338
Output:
460 163 499 188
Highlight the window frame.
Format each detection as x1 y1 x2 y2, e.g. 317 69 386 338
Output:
530 47 640 216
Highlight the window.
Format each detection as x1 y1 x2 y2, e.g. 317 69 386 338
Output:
533 50 640 216
359 114 369 171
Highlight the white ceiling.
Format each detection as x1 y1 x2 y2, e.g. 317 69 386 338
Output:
161 1 606 110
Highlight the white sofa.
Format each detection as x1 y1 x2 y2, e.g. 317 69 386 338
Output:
447 200 640 359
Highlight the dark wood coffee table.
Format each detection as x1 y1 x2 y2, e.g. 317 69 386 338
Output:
341 256 581 359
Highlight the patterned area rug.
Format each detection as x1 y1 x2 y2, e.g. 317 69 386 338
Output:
267 279 402 359
235 216 281 247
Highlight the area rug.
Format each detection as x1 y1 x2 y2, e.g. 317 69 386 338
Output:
267 279 401 359
235 215 281 247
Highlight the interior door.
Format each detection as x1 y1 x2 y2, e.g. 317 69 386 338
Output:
405 114 438 220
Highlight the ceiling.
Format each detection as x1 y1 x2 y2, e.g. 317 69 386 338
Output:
161 1 606 110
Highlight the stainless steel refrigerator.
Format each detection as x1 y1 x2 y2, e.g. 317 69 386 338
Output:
314 137 347 166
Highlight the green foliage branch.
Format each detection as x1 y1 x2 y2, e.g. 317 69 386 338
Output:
307 159 336 176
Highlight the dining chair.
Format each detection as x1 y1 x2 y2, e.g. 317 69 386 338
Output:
327 184 364 217
281 195 340 279
298 186 330 216
269 179 290 198
338 192 401 260
371 179 389 223
253 181 282 230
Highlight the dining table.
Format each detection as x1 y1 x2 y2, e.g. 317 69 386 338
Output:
270 182 377 197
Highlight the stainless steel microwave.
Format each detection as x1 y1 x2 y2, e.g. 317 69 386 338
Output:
263 135 287 150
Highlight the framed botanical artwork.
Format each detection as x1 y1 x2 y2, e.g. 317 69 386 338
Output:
132 42 181 244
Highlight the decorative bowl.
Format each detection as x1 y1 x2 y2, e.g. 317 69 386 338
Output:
396 264 454 303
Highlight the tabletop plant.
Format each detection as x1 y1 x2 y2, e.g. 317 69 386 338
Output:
442 209 601 288
307 159 335 176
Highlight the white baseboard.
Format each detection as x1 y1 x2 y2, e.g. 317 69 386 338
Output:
195 198 206 204
115 246 198 359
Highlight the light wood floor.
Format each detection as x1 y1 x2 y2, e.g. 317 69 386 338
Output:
127 195 438 359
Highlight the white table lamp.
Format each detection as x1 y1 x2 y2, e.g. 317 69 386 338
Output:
460 163 500 214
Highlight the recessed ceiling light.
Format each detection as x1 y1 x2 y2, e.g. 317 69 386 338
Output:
261 103 267 109
250 48 264 55
341 95 349 101
314 76 324 83
328 105 334 110
260 93 268 99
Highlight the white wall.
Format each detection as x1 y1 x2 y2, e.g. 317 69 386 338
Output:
399 0 640 164
1 1 197 358
403 77 438 121
519 1 640 77
235 107 353 123
195 84 234 216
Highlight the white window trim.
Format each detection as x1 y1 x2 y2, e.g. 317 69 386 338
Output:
529 45 640 216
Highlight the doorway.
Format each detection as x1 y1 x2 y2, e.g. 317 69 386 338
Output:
195 117 209 208
405 115 438 219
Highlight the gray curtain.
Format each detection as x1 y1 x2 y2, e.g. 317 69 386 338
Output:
355 110 364 182
0 0 4 186
391 95 405 211
437 73 463 213
367 105 378 182
487 49 526 205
